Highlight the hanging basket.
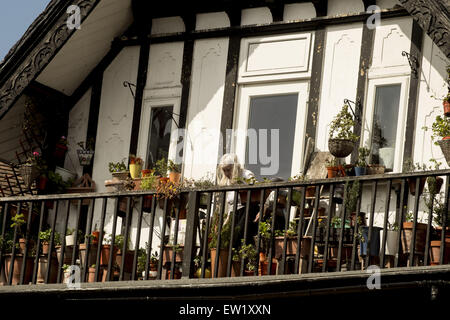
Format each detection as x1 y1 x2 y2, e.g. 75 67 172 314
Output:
438 139 450 167
20 164 39 188
77 150 95 166
328 139 355 158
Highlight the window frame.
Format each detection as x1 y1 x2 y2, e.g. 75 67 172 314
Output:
361 76 410 173
136 97 181 169
232 81 309 178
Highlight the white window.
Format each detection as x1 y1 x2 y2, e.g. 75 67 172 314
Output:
137 98 181 170
233 81 309 180
362 77 409 172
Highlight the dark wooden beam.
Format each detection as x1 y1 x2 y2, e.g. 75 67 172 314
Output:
362 0 377 10
118 8 408 46
219 35 241 156
403 20 424 163
304 27 326 154
177 15 196 161
398 0 450 58
312 0 328 17
129 40 151 157
268 0 285 22
351 26 375 163
83 73 103 176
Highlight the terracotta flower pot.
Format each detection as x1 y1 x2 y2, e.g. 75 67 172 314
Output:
210 249 229 278
42 241 50 255
100 244 118 266
407 177 426 196
429 239 450 265
401 222 427 254
92 231 100 245
444 100 450 117
163 246 184 264
88 267 97 283
4 254 34 285
327 166 338 178
169 171 181 183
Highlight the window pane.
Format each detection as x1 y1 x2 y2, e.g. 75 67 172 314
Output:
245 94 298 180
370 85 401 170
146 106 173 170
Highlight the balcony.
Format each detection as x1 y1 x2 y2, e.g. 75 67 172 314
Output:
0 170 449 290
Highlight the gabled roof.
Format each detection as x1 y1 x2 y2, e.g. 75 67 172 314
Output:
0 0 101 120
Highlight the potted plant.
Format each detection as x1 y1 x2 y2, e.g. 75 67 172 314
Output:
100 234 119 267
443 92 450 116
257 219 277 276
20 151 42 188
427 193 450 265
155 157 169 183
149 251 159 278
355 147 369 176
273 221 304 259
11 213 27 254
401 211 427 255
328 104 359 158
209 209 232 278
129 154 144 179
239 240 257 276
380 221 399 256
325 157 338 178
429 115 450 166
88 264 97 283
53 136 68 161
168 159 181 183
403 159 427 196
39 228 60 255
108 160 129 180
141 173 158 211
65 229 77 247
76 138 95 166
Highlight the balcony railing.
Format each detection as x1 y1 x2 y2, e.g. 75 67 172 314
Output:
0 170 449 286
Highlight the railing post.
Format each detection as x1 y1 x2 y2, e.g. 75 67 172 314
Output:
182 191 199 279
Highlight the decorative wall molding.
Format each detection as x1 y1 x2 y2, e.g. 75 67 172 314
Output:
0 0 100 120
398 0 450 58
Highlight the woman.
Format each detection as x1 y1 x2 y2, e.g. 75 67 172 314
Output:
215 154 257 247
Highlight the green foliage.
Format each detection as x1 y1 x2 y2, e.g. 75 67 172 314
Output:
10 213 26 229
402 158 427 173
108 160 127 173
155 157 168 177
238 240 257 271
209 209 233 250
344 180 360 213
141 174 158 191
168 159 181 173
427 115 450 143
356 147 370 167
47 171 72 193
325 157 337 167
328 104 359 142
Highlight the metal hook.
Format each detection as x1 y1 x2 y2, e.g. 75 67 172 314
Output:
402 51 419 79
343 98 361 124
123 81 136 99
